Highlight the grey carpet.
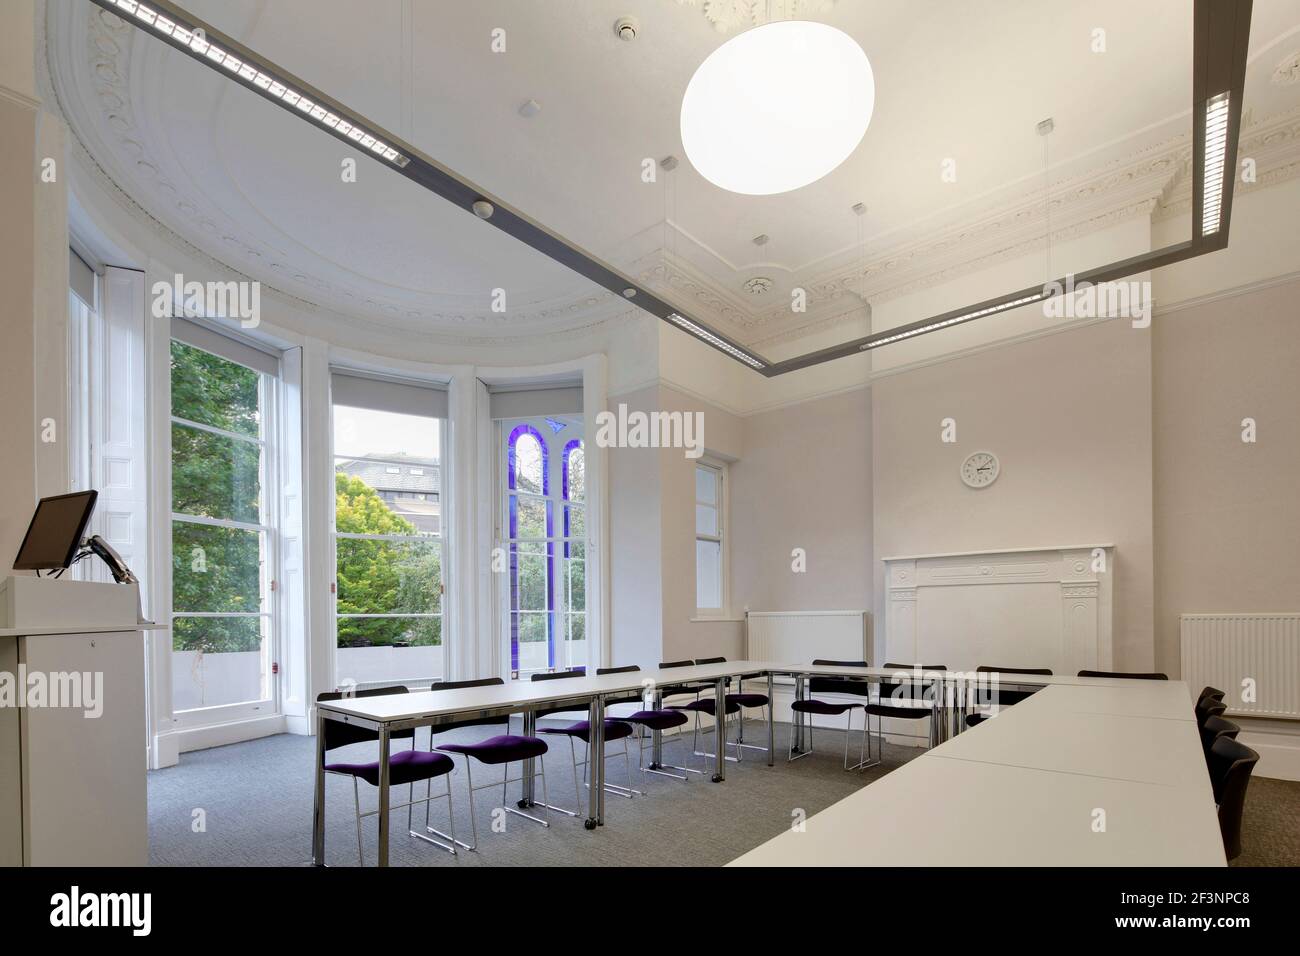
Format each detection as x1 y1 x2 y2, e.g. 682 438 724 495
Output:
147 720 1299 867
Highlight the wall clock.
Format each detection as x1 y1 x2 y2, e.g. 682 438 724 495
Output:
960 451 1000 489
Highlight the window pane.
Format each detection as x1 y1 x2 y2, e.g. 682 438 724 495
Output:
333 404 439 461
512 496 549 539
171 616 267 711
335 538 441 615
695 465 717 504
338 615 441 649
335 462 439 536
567 614 586 644
172 522 262 613
566 444 585 501
566 557 586 610
696 539 722 609
173 423 261 523
171 340 260 438
517 612 547 644
515 548 548 611
513 433 544 494
696 503 718 536
567 504 586 539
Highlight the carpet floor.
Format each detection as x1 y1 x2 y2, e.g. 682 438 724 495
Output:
146 719 1298 867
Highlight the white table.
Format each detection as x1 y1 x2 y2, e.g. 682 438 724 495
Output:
730 679 1223 867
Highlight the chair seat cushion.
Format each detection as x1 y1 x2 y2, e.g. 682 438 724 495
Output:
791 698 862 716
864 702 933 720
438 734 548 765
622 709 690 730
669 698 740 716
541 719 633 742
964 712 989 727
325 748 455 787
727 693 770 709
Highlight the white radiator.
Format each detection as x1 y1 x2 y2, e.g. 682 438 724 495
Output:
745 610 868 671
1180 613 1300 719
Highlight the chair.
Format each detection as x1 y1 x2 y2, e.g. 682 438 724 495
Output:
532 669 639 815
697 656 772 760
965 666 1052 727
597 664 695 782
430 677 551 849
1077 670 1168 680
788 659 875 770
318 686 458 863
1198 685 1226 704
1206 736 1259 861
864 663 947 750
1196 696 1228 727
1200 715 1240 756
662 659 742 764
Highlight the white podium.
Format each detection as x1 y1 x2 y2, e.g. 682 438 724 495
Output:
0 576 152 866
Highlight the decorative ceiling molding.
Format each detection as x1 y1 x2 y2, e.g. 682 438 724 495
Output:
1272 49 1300 86
673 0 837 34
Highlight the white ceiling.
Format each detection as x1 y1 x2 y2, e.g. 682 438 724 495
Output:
48 0 1300 348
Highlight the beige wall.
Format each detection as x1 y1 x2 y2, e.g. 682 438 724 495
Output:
871 318 1156 670
608 386 663 668
731 388 872 619
1153 276 1300 675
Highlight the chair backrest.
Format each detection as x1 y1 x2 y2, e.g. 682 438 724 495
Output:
530 668 592 717
1198 685 1226 703
1200 715 1240 756
427 677 508 733
1077 669 1168 680
658 658 704 698
974 665 1052 706
1196 697 1228 726
1206 736 1259 861
975 665 1053 675
316 685 413 751
809 659 872 697
530 668 587 682
597 665 640 675
694 657 726 665
880 663 947 702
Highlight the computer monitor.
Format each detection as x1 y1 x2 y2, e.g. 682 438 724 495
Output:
12 491 99 571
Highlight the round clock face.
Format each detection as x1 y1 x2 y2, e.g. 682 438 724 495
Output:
961 451 999 488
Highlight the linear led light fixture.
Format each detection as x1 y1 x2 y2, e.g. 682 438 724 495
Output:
90 0 1248 377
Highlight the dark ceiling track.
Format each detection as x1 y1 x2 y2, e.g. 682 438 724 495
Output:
89 0 1251 377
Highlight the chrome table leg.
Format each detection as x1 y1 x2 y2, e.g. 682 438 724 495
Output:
376 726 391 867
712 677 727 782
311 709 327 865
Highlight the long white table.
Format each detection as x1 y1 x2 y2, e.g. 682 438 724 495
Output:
312 663 1219 867
730 679 1224 867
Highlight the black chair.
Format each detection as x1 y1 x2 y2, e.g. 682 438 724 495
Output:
964 665 1052 727
865 663 947 750
318 685 458 863
430 676 551 848
1196 696 1228 727
1198 685 1226 704
697 656 772 760
1200 715 1240 756
662 659 742 764
532 669 638 813
1077 669 1168 680
598 664 695 783
1206 736 1259 861
788 659 875 770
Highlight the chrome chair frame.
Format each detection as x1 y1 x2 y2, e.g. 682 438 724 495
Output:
787 704 876 771
441 751 552 851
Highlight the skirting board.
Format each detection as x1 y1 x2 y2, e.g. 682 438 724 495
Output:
1235 716 1300 782
152 714 288 768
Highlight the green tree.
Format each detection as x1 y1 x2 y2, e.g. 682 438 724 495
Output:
335 472 441 648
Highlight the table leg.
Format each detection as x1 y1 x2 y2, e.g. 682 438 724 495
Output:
521 709 536 807
311 709 327 866
595 694 606 825
766 672 775 767
792 675 807 753
376 726 391 867
585 695 602 829
712 678 726 782
650 688 664 768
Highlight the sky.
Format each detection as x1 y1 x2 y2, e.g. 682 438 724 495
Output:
333 405 440 461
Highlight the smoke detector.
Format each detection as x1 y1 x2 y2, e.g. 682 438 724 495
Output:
615 17 639 41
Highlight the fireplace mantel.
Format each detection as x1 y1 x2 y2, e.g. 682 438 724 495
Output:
882 545 1114 675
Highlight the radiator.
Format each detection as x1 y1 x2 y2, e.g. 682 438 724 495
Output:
745 610 868 673
1180 613 1300 719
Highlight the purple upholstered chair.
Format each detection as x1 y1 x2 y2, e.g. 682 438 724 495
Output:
429 676 551 850
694 656 771 762
789 659 876 770
597 664 695 783
532 668 640 813
964 665 1052 728
660 658 742 765
318 685 458 863
865 663 948 751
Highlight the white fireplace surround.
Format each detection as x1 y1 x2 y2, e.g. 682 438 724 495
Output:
882 545 1115 676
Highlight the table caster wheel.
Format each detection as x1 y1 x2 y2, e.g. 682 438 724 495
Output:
711 773 724 782
583 818 597 830
517 799 529 809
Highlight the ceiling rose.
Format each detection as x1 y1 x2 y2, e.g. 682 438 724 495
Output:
680 20 874 195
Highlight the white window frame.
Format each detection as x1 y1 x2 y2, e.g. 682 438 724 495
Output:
694 459 729 618
169 339 283 730
329 392 448 690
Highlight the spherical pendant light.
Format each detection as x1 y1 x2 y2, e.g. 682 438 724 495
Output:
681 20 874 196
